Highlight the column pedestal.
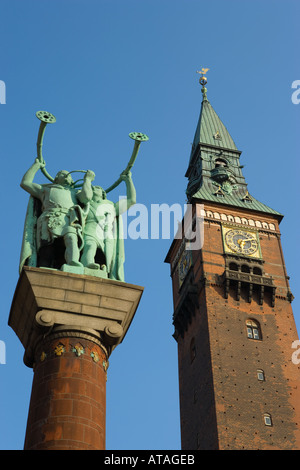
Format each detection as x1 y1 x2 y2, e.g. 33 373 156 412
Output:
9 266 143 450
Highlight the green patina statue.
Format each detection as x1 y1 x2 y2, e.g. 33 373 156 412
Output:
19 111 148 281
80 172 136 281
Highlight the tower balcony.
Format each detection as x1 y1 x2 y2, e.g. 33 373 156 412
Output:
223 268 276 307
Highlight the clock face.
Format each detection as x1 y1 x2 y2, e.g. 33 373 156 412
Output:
224 229 259 256
178 250 192 286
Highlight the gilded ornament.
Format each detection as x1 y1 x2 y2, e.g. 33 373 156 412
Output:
72 344 84 356
196 67 209 85
54 343 65 356
40 351 47 362
90 351 99 363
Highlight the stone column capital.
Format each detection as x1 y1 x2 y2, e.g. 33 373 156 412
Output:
9 267 143 367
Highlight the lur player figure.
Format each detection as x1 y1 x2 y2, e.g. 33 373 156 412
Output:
20 158 95 269
19 110 148 281
80 171 136 280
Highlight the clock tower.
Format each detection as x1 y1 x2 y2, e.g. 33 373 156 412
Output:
165 72 300 450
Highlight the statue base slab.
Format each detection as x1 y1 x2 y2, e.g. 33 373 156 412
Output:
61 263 108 279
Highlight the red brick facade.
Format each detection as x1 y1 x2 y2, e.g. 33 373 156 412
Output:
24 335 107 450
166 202 300 450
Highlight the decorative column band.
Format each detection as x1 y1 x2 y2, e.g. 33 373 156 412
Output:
33 330 109 372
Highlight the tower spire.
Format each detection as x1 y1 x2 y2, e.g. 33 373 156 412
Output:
185 71 282 218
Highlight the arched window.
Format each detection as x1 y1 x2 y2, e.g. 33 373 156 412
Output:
264 413 272 426
253 266 262 275
246 319 261 340
257 370 265 381
215 158 227 168
229 262 239 271
241 265 250 273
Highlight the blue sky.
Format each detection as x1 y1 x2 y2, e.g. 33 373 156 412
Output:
0 0 299 450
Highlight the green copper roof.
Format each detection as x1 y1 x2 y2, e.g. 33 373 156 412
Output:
191 182 283 218
190 93 238 163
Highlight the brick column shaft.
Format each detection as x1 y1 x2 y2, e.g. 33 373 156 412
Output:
24 335 108 450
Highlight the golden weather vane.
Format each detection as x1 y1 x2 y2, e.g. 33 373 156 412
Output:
196 68 209 85
196 68 209 101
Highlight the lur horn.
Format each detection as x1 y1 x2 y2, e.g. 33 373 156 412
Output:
36 110 56 182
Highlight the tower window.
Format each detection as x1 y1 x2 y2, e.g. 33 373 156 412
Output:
214 158 227 168
246 320 261 340
229 262 239 271
257 369 265 381
264 414 272 426
253 267 262 276
241 265 251 273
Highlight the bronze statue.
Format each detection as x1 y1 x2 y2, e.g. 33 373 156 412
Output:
80 171 136 280
19 111 148 281
20 159 95 269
